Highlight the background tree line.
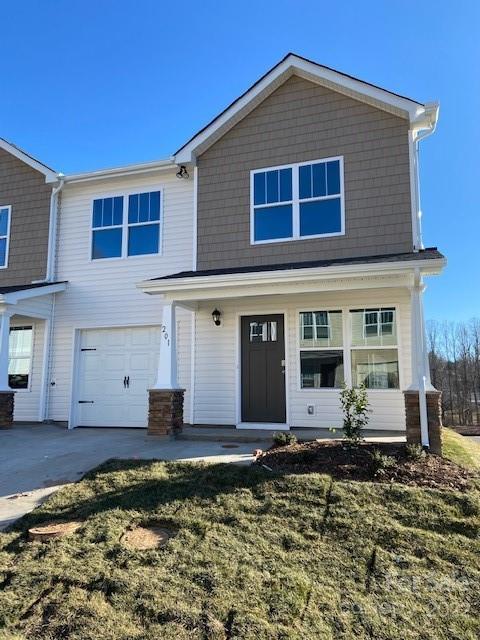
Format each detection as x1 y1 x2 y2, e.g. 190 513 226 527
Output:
428 319 480 425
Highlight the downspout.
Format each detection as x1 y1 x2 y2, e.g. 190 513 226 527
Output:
41 175 64 420
411 102 439 251
46 175 65 282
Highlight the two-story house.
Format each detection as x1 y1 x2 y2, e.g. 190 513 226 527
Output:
0 54 445 450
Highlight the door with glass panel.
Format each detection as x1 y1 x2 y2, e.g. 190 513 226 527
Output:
241 315 286 423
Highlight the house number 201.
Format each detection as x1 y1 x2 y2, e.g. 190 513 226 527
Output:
160 324 170 346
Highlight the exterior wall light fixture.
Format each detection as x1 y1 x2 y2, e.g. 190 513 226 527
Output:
212 308 222 326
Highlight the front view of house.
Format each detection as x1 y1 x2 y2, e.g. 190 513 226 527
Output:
0 54 445 448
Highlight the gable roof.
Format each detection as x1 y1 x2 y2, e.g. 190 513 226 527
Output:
174 53 437 164
0 137 59 183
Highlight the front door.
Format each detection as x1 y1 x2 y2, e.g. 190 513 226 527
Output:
241 314 286 423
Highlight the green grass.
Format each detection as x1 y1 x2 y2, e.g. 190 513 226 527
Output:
1 460 480 639
442 427 480 471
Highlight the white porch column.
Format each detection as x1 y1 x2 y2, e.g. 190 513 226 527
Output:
153 302 179 389
0 311 11 391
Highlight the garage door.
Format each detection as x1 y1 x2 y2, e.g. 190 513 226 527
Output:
77 326 161 428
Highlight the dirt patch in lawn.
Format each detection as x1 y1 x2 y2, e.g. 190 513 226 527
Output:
122 524 176 550
258 440 475 491
28 521 83 542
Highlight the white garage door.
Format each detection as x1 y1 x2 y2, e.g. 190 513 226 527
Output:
77 326 161 428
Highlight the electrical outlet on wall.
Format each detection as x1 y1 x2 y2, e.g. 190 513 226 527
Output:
307 404 315 416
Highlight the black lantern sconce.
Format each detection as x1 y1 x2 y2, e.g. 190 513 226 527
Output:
212 308 222 326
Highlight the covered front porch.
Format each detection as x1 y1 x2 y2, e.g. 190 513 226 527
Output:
0 282 67 427
140 250 445 448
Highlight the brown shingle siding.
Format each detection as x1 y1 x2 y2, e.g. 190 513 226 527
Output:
196 74 413 271
0 148 51 285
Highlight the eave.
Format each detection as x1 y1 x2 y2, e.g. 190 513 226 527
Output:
138 256 446 304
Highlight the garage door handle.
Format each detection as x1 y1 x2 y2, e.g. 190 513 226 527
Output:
126 376 130 388
123 376 127 388
78 400 94 404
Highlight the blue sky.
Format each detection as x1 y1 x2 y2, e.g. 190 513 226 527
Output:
1 1 478 322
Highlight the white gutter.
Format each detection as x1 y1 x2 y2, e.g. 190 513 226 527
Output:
63 159 175 184
45 176 65 281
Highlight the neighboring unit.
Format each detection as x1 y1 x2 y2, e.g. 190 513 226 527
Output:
0 54 446 450
0 139 66 426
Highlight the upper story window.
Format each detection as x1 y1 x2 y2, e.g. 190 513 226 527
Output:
0 205 11 268
251 157 344 244
91 190 161 260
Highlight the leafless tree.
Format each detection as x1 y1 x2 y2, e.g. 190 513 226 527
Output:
427 318 480 425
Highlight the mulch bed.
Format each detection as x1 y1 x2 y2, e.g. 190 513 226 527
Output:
257 440 475 491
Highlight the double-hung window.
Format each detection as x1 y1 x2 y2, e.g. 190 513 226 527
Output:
9 326 33 390
350 308 399 389
91 190 161 260
299 310 344 389
0 205 11 268
251 157 344 244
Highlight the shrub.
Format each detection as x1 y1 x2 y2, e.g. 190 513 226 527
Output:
370 449 397 477
273 432 298 447
340 384 370 446
405 443 426 461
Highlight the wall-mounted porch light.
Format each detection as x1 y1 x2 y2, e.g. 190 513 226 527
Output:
212 308 222 326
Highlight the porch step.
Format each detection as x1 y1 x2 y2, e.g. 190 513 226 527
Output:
176 426 406 444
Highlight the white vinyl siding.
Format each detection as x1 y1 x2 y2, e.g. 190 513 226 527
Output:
49 170 194 425
192 288 411 431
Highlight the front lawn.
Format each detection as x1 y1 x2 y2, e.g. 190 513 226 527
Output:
442 427 480 471
1 459 480 639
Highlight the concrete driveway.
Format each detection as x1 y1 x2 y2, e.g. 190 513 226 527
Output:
0 424 255 530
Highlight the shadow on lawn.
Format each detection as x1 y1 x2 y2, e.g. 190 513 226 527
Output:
7 459 276 536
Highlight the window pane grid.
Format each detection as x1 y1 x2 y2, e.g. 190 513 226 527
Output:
300 310 342 348
92 191 161 259
252 158 343 243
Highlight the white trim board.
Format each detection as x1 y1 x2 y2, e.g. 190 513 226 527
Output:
0 138 58 183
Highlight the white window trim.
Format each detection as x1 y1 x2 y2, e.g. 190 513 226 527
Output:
89 187 164 262
9 324 34 393
0 205 12 269
296 304 402 392
250 156 345 245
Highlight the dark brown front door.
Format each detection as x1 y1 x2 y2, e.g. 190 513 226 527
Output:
241 314 286 423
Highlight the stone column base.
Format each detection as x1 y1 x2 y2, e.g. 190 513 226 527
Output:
0 391 15 429
404 390 442 455
147 388 185 436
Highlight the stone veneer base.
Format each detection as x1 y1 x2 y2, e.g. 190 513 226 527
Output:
404 390 442 455
0 391 15 429
147 388 185 436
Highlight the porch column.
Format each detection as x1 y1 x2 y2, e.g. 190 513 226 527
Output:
404 272 442 453
0 311 14 429
148 303 185 436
